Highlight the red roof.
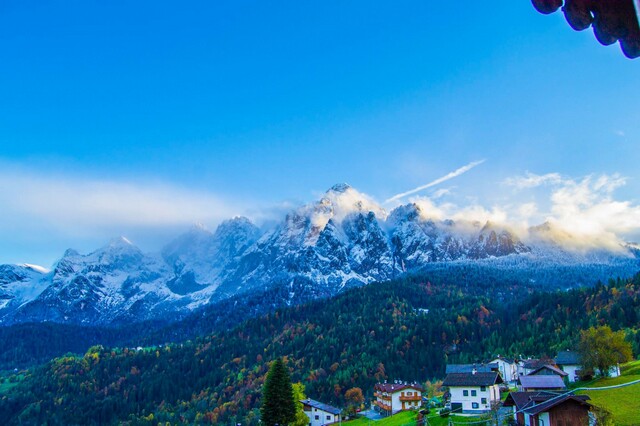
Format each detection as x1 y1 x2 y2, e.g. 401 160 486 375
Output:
374 383 424 393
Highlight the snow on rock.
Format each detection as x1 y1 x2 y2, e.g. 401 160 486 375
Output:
1 184 638 326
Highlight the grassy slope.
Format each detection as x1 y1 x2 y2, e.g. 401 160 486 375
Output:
577 360 640 425
342 411 484 426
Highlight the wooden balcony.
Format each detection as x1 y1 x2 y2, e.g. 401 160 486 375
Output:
399 395 422 402
374 392 391 400
373 400 391 412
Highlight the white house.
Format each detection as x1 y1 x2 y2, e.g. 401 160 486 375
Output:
555 350 621 382
301 399 341 426
490 357 518 383
554 350 581 382
442 371 503 414
373 382 423 415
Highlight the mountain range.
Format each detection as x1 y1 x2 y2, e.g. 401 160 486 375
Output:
1 183 638 326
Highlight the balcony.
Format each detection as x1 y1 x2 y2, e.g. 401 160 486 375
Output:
374 392 391 400
373 400 391 412
399 395 422 402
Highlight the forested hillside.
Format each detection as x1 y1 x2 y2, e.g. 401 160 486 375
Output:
2 272 640 425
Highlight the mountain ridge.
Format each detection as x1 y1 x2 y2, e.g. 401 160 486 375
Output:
1 184 638 326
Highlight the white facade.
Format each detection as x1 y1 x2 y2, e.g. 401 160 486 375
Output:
374 385 422 415
449 384 500 414
303 406 339 426
561 363 620 381
491 358 517 383
561 364 580 382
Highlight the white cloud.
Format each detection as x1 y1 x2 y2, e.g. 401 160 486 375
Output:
504 172 564 189
385 159 485 204
0 168 241 239
431 188 452 199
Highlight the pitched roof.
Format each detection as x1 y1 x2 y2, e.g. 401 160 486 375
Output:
491 356 515 364
521 358 552 370
503 391 590 415
374 383 424 393
503 391 559 410
555 350 581 366
519 375 566 390
443 372 503 387
529 364 568 377
300 399 341 415
445 363 498 374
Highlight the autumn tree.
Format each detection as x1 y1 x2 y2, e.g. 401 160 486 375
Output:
578 326 633 377
261 358 296 426
344 387 364 416
292 382 309 426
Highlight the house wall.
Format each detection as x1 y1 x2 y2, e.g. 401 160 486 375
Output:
449 385 500 413
492 359 517 383
389 389 421 413
304 407 339 426
561 364 580 382
375 388 422 414
549 400 590 426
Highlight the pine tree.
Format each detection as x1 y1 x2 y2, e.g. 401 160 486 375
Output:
261 358 297 426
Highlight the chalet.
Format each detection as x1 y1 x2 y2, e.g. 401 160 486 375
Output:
300 399 341 426
490 357 518 383
555 349 621 381
518 375 566 392
503 391 592 426
528 364 568 380
519 358 553 376
373 382 423 415
554 350 582 382
442 371 503 414
445 363 498 374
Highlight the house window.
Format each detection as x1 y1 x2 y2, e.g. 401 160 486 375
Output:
480 386 486 391
463 390 469 396
315 415 319 420
471 390 477 396
472 402 479 409
481 398 487 404
326 415 331 420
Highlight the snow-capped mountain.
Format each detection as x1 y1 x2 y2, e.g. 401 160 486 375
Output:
0 184 638 325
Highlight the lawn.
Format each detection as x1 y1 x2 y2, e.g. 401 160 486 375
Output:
576 360 640 425
342 411 486 426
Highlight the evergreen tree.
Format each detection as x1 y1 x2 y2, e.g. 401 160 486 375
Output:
261 358 296 426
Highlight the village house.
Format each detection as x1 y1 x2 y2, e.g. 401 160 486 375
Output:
445 363 498 374
300 399 342 426
373 381 423 415
518 375 566 392
503 391 592 426
554 350 582 382
442 371 503 414
518 358 554 376
490 357 518 384
528 364 569 380
555 349 621 382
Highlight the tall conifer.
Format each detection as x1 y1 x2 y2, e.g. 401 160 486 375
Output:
261 358 296 426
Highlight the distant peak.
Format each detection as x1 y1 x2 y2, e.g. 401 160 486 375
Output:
327 183 352 193
109 236 134 247
191 222 209 232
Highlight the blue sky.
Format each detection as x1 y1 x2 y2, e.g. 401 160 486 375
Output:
1 1 639 266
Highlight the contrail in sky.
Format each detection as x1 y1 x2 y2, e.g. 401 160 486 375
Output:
384 159 486 204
